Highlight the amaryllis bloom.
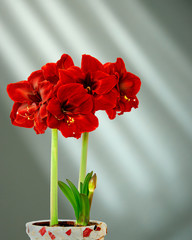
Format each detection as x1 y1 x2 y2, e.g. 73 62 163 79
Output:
41 54 74 85
47 83 99 139
7 70 53 134
7 53 141 137
59 55 119 112
104 58 141 119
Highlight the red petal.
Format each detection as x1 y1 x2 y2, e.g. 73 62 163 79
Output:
114 58 126 75
106 108 117 120
104 58 126 76
81 55 103 73
34 115 47 134
75 114 99 133
18 102 38 116
47 114 60 129
39 104 48 119
59 121 81 139
94 88 119 111
59 66 85 85
117 96 139 115
103 62 112 74
59 113 98 138
7 81 33 102
57 83 85 104
57 83 93 114
70 94 93 115
91 71 118 95
28 70 45 90
123 96 139 111
120 72 141 97
38 80 53 102
10 103 34 128
56 54 74 70
41 63 58 85
53 80 63 96
47 98 64 120
10 102 23 122
61 86 93 115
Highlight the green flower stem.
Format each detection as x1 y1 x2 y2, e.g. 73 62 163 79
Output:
78 132 89 191
50 129 58 226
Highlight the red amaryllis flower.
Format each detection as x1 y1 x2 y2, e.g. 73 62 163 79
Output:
104 58 141 119
7 70 53 134
47 83 98 139
59 54 119 112
41 54 74 85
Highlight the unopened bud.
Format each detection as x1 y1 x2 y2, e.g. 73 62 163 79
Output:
88 173 97 192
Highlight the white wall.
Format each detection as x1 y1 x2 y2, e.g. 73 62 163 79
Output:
1 0 192 239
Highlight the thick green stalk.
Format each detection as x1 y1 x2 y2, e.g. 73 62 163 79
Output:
50 129 58 226
78 132 89 191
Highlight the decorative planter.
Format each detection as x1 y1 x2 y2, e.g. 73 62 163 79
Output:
26 220 107 240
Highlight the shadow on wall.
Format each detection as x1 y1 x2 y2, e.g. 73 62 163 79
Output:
0 99 47 239
0 98 70 240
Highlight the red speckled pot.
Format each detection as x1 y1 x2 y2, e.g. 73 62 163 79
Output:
26 220 107 240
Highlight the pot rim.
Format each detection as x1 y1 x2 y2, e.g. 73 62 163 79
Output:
26 219 107 228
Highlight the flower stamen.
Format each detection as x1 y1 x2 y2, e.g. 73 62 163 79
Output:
16 111 34 120
124 95 130 101
86 86 91 94
67 116 74 126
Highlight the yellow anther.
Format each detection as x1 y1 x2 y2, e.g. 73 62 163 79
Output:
86 86 91 93
124 95 130 101
70 118 74 124
67 117 74 126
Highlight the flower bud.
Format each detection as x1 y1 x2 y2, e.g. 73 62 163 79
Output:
88 173 97 192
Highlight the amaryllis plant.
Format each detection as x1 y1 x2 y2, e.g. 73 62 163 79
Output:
7 54 141 226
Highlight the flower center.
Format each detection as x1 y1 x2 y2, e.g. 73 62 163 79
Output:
28 92 42 102
61 103 75 126
86 86 92 94
83 73 93 94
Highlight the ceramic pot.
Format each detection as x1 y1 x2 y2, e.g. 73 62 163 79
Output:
26 220 107 240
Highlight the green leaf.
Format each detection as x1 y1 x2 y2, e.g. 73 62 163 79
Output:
80 182 83 194
58 181 79 219
66 179 81 210
78 194 90 225
83 171 93 195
